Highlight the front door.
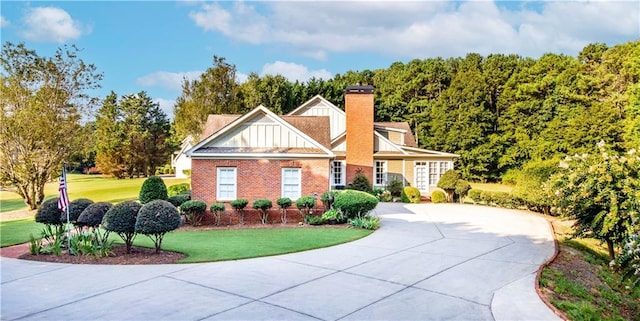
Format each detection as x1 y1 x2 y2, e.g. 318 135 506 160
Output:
414 161 428 192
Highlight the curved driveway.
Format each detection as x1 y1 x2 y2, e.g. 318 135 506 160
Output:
1 203 560 321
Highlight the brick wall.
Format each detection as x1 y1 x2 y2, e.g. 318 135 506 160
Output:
345 87 374 185
191 158 330 207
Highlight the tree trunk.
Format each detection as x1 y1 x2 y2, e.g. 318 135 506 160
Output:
606 239 615 261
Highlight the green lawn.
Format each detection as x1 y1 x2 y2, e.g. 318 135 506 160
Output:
131 227 373 263
0 174 190 213
0 219 43 247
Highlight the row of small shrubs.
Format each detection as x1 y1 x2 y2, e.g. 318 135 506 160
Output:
467 189 526 210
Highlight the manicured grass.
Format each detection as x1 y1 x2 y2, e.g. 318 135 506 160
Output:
469 182 513 193
0 174 189 213
0 219 43 247
130 227 373 263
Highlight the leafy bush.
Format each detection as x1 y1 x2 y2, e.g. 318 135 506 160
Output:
296 196 316 215
139 176 168 204
370 187 385 198
501 168 520 185
403 186 421 204
77 202 113 228
437 169 460 202
348 172 371 192
231 198 249 224
349 215 380 230
400 188 410 203
431 190 446 203
276 197 292 224
180 200 207 226
480 190 495 204
135 200 181 253
378 190 393 202
333 190 378 219
252 199 273 224
102 201 142 253
305 215 325 225
322 208 345 224
492 192 519 209
617 234 640 288
167 193 190 207
61 198 94 224
167 183 190 197
386 178 404 197
513 159 558 215
209 202 225 226
454 180 471 203
320 190 340 209
35 198 63 226
69 229 114 257
468 189 482 203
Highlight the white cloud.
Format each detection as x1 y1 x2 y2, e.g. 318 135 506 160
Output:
21 7 89 43
261 61 332 82
0 16 9 28
189 0 639 58
136 71 202 92
153 98 176 119
236 72 249 84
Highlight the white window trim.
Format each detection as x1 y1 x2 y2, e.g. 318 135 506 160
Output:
216 167 237 201
281 168 302 199
414 161 428 192
374 160 388 187
331 160 345 187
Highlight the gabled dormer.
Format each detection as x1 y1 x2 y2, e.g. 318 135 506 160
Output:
287 95 345 140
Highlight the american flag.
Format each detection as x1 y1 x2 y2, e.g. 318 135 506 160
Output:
58 167 69 212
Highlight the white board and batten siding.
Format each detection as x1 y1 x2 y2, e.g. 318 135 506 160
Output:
294 100 345 140
211 114 313 149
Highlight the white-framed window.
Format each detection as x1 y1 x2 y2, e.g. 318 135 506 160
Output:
428 161 439 185
439 161 450 176
374 160 387 186
331 161 345 186
217 167 237 200
282 168 302 199
415 161 428 191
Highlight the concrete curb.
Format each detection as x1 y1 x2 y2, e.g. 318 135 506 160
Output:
535 219 569 321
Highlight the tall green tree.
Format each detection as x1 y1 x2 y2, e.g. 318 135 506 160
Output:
0 42 102 209
173 55 241 139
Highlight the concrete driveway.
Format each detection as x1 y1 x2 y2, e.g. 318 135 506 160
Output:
1 203 560 321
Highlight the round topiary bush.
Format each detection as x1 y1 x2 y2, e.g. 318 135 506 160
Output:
454 180 472 203
252 199 273 224
276 197 292 224
167 193 190 207
295 196 315 212
402 186 421 204
333 190 379 219
61 198 94 224
348 173 371 192
35 198 63 226
139 176 168 204
135 200 181 253
77 202 113 228
210 202 225 226
437 169 460 202
431 190 446 203
180 200 207 226
102 201 142 253
468 189 482 203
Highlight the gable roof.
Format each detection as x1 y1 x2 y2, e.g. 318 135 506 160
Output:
287 95 345 117
188 105 334 158
374 122 418 147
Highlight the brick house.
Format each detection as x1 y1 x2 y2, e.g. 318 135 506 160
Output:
187 85 458 206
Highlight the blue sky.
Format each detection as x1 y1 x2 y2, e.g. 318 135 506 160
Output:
1 1 639 118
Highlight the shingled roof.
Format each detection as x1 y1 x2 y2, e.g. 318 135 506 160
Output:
374 122 418 147
200 114 240 142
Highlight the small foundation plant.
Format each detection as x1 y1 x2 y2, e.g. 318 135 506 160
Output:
276 197 292 224
209 202 225 226
252 199 273 224
230 199 249 224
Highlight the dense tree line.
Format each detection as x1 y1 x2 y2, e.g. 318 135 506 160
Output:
174 40 639 182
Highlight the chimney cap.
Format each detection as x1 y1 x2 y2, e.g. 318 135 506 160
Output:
345 85 374 94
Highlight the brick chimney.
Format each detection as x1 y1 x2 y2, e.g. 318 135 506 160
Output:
345 85 375 186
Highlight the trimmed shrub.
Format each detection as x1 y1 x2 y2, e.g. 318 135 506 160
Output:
320 190 340 209
431 190 447 203
386 178 404 197
454 180 472 203
209 202 225 226
77 202 113 228
135 200 181 253
252 199 273 224
180 200 207 226
139 176 168 204
231 198 249 224
513 159 559 215
480 190 495 204
468 189 482 203
276 197 292 224
167 183 190 197
378 190 393 202
348 173 371 192
295 196 316 215
501 169 520 185
102 201 142 253
35 198 63 226
437 169 460 202
61 198 94 224
167 193 190 207
305 215 325 225
400 188 410 203
333 190 378 219
349 216 380 230
403 186 421 204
